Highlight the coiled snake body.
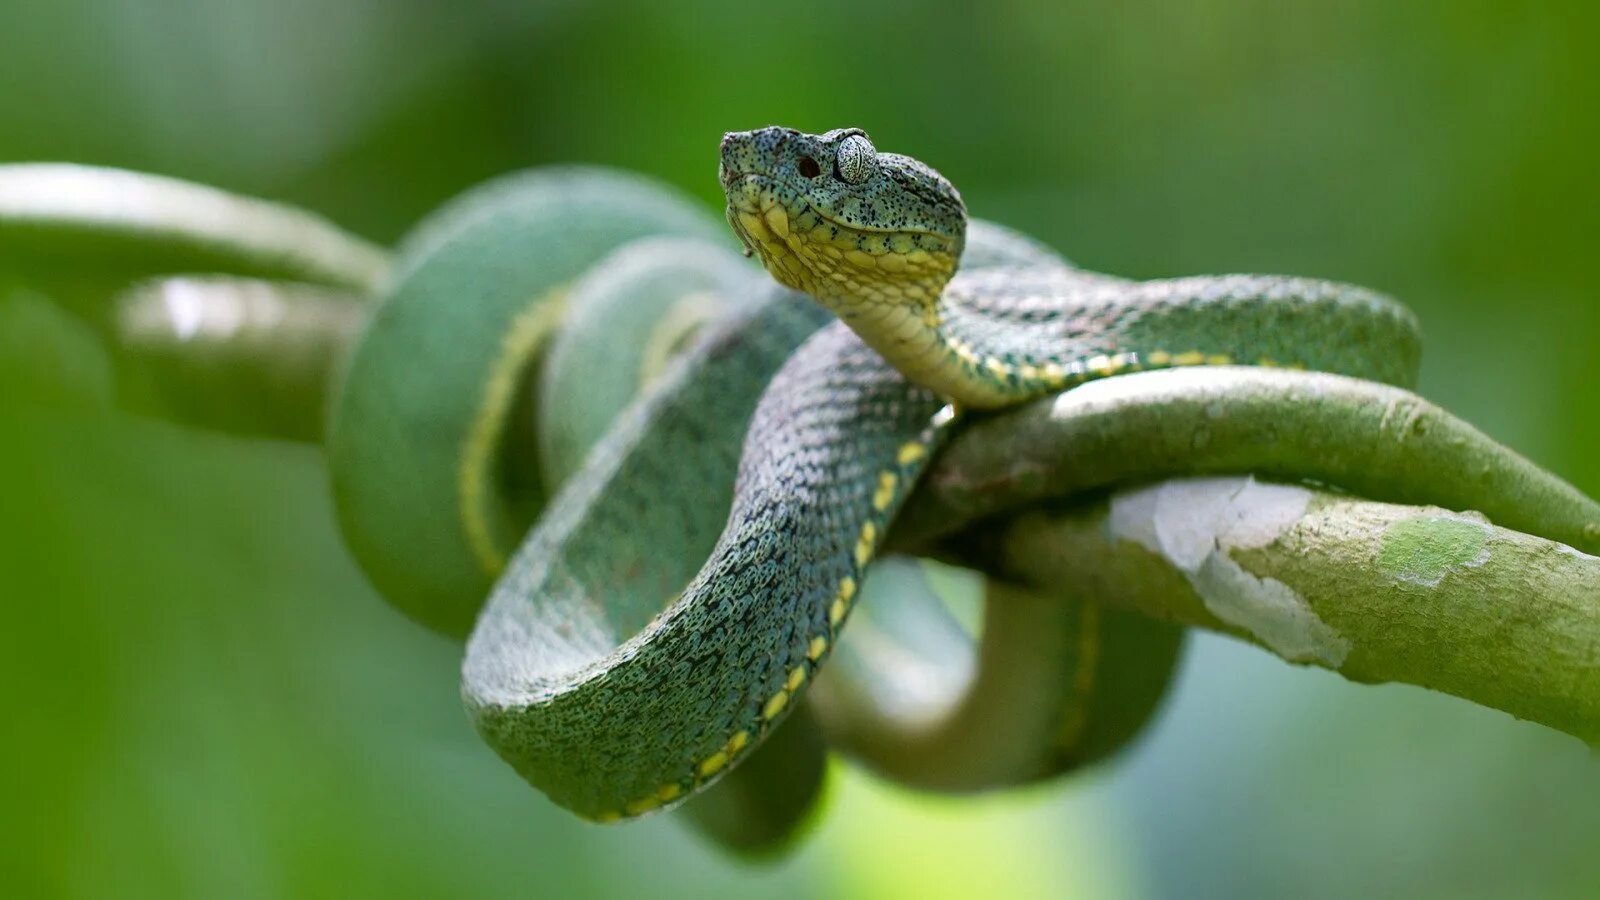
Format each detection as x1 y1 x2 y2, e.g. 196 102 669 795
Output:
325 128 1600 844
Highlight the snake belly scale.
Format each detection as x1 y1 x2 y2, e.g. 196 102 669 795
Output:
462 126 1423 820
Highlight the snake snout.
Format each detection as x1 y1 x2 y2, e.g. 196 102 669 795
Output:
719 126 806 188
718 133 742 187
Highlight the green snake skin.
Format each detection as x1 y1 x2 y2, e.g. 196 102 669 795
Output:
535 236 763 489
327 158 1129 846
532 229 1139 800
460 128 1430 821
329 168 724 636
11 156 1594 852
324 129 1597 830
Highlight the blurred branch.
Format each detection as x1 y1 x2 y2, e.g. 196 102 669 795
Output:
0 164 390 296
0 163 390 435
115 276 364 440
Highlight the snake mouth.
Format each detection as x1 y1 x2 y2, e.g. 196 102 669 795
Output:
716 162 760 191
720 171 786 202
723 172 960 311
723 173 954 259
722 171 951 241
721 172 804 260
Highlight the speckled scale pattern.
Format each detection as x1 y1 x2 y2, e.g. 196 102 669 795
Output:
464 130 1433 822
465 292 839 817
464 270 1423 819
718 127 965 242
465 311 951 818
462 218 1074 820
930 269 1424 404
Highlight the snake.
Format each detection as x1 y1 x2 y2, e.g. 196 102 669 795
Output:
322 129 1600 840
442 124 1599 822
321 164 1080 849
9 153 1595 854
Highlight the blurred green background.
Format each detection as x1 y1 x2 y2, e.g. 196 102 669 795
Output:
3 1 1598 897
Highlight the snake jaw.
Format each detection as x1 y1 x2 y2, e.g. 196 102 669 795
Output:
725 176 957 318
720 126 965 322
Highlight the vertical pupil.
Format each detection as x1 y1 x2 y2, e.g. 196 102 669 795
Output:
798 156 822 178
836 138 872 183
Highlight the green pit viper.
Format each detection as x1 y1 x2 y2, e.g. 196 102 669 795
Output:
320 127 1600 851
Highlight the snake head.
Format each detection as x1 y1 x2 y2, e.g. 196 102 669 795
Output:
720 126 966 318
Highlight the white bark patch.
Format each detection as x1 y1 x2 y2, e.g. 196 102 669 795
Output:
1108 477 1351 667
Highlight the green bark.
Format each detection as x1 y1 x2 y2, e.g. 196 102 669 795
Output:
988 478 1600 745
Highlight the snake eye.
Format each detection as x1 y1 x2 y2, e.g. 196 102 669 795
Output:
834 134 876 184
797 156 822 178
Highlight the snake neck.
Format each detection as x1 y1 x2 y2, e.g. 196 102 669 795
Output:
839 287 1061 410
839 270 1430 412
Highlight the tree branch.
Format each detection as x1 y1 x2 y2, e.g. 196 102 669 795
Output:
0 164 390 293
986 477 1600 745
896 369 1600 745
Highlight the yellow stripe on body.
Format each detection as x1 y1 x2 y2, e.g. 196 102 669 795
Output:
762 689 789 721
873 471 898 511
605 415 953 822
854 521 877 567
636 289 725 389
829 574 858 627
808 635 829 660
950 342 1306 402
458 287 568 576
1051 601 1102 756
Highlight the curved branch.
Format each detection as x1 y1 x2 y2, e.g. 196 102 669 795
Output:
114 276 365 440
895 367 1600 555
0 164 390 292
897 368 1600 744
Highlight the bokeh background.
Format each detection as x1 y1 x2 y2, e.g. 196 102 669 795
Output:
4 1 1599 897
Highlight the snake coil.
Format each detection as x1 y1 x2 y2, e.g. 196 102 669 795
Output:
4 149 1594 860
323 131 1600 853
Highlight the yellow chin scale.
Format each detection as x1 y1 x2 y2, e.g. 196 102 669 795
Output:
459 288 568 576
727 187 956 319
